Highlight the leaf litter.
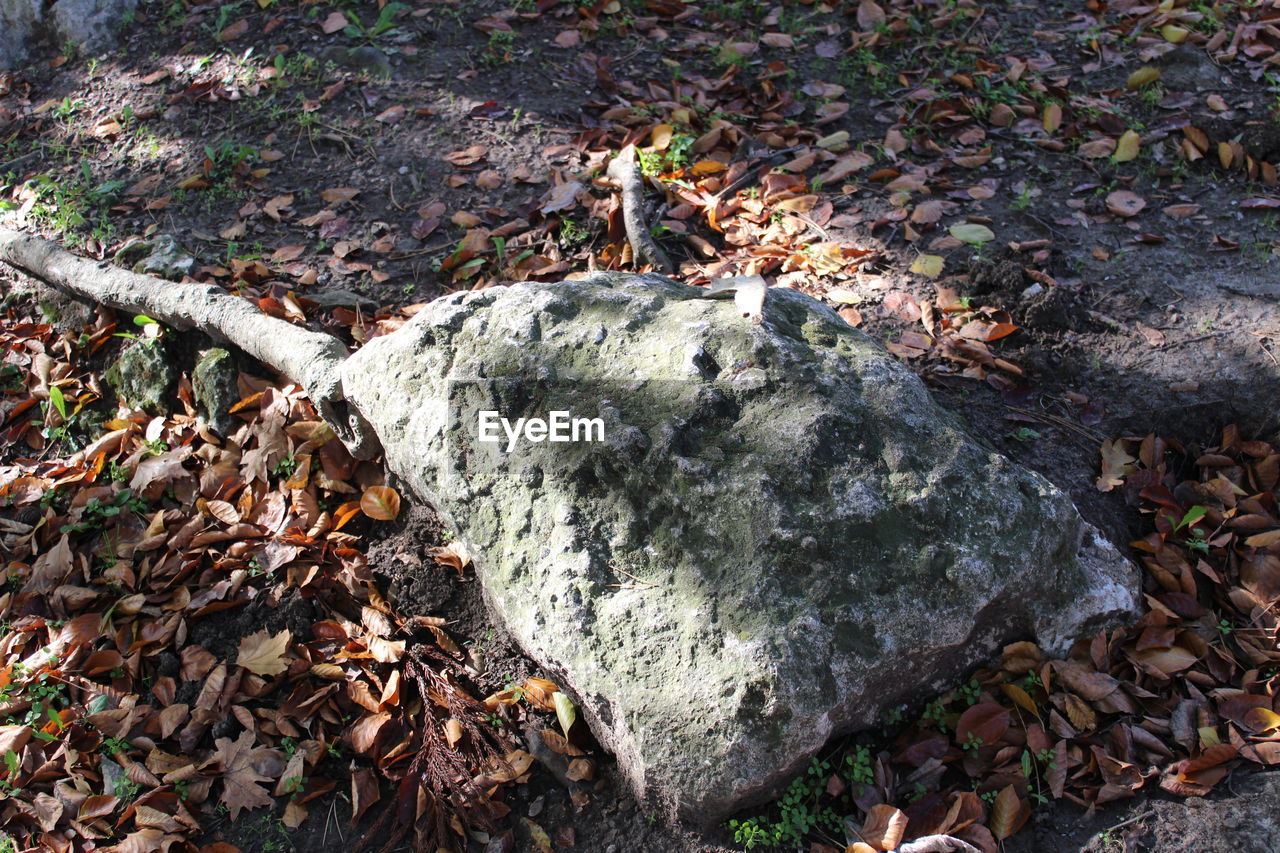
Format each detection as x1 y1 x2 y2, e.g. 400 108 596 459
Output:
2 0 1280 848
0 309 588 852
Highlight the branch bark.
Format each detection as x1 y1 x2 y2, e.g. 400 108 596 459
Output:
0 226 381 459
606 145 674 275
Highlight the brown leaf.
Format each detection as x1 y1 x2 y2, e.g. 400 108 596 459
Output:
1042 102 1062 133
219 18 249 41
990 785 1029 840
181 645 218 681
1079 138 1117 158
209 731 279 819
565 758 595 782
1096 439 1136 492
78 794 120 821
320 187 360 204
360 485 401 521
487 750 535 783
236 629 291 677
351 768 380 825
264 194 293 221
856 0 886 30
1106 190 1146 218
443 144 488 166
1133 645 1197 675
1062 693 1097 731
540 729 585 756
541 180 583 214
956 702 1011 748
860 804 907 851
1135 322 1165 347
321 10 347 33
349 712 391 753
375 104 406 124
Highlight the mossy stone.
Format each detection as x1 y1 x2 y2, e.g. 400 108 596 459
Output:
105 339 175 415
192 348 238 434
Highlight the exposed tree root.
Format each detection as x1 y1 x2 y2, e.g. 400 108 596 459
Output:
606 145 675 275
0 225 381 459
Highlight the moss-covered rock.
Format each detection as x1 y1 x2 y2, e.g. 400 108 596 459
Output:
113 235 195 281
192 348 238 434
105 339 174 414
341 272 1138 825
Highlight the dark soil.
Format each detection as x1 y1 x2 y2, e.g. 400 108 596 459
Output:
3 0 1280 850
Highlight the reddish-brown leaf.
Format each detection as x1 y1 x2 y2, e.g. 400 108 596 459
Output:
360 485 401 521
956 702 1011 748
990 785 1029 840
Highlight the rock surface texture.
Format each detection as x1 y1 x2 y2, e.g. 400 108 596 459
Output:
0 0 42 70
0 0 136 69
105 338 174 415
342 273 1139 824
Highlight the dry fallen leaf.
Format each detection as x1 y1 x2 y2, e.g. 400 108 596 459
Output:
1106 190 1146 218
360 485 401 521
236 629 291 676
320 187 360 204
910 254 944 277
320 10 347 33
1096 439 1136 492
219 18 248 41
210 731 279 819
950 223 995 244
1114 130 1141 163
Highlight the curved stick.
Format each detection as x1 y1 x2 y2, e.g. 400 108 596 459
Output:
606 145 675 275
0 226 381 459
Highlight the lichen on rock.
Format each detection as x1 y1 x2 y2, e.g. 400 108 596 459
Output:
105 338 174 415
341 272 1139 825
113 234 195 282
192 347 238 434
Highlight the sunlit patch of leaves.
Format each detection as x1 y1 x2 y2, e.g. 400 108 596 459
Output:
0 304 591 851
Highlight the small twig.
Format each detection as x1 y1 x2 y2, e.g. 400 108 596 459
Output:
792 212 831 242
387 240 462 261
606 145 674 274
0 151 40 176
1160 330 1226 349
607 564 660 589
1102 809 1155 835
1007 406 1103 445
1018 210 1074 243
1255 333 1279 367
387 178 406 212
714 145 806 201
987 128 1101 173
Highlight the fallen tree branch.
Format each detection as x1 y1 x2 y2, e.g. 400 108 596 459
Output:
606 145 674 275
0 226 381 459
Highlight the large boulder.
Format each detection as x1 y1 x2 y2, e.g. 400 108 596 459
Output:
49 0 138 55
0 0 136 70
341 272 1138 824
0 0 42 70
